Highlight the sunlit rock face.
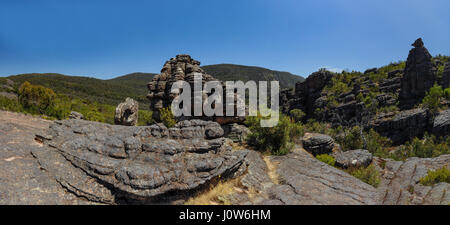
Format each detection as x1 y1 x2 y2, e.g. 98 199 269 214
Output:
399 38 437 109
147 54 245 125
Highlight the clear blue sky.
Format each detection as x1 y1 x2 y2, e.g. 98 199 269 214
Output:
1 0 449 79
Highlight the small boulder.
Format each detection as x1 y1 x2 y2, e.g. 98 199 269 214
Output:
69 111 84 120
302 133 335 155
332 149 373 169
433 109 450 137
222 123 250 143
114 97 139 126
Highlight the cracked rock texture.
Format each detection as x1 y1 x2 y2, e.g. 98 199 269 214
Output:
1 110 449 205
33 118 247 204
375 155 450 205
229 148 381 205
0 111 92 204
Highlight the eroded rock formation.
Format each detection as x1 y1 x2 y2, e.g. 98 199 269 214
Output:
370 108 430 145
147 54 245 125
443 62 450 88
376 155 450 205
114 97 139 126
399 38 437 109
33 119 247 204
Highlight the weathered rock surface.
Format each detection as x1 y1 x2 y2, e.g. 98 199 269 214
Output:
283 69 334 117
302 133 336 155
399 38 437 109
443 62 450 88
370 108 430 145
0 111 92 204
222 123 250 143
69 111 84 120
114 97 139 126
433 109 450 137
262 148 380 204
33 118 247 204
332 149 373 169
2 111 449 205
147 54 245 125
376 155 450 205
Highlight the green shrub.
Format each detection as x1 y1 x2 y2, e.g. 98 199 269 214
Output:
420 166 450 186
18 81 56 114
316 154 335 166
246 113 301 155
336 126 364 151
138 110 153 126
0 96 22 112
422 84 444 113
348 164 380 187
290 109 305 122
392 134 449 160
444 87 450 100
160 107 177 128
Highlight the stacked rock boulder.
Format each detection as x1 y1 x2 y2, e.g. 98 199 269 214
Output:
33 119 248 204
399 38 437 109
147 54 245 125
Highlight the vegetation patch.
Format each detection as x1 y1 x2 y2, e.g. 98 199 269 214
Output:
347 164 381 187
420 166 450 186
316 154 335 167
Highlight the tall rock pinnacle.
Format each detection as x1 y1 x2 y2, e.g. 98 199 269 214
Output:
399 38 437 109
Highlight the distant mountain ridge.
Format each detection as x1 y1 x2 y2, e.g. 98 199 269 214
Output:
4 64 304 108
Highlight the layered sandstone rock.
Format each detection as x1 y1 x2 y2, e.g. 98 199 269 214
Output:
399 38 437 109
442 62 450 88
33 119 247 204
370 108 430 145
376 155 450 205
147 54 245 125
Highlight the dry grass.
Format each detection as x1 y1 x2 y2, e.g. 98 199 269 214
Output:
184 178 242 205
263 156 280 185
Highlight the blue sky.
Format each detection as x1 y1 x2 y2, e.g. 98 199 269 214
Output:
1 0 449 79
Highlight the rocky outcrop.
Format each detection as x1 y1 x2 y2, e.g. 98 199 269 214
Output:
376 155 450 205
33 119 247 204
69 111 84 120
302 133 336 156
282 69 334 117
147 55 245 125
0 111 91 204
222 123 250 143
443 62 450 88
433 110 450 137
332 150 373 169
263 148 380 204
399 38 437 109
226 148 381 205
114 98 139 126
370 108 430 145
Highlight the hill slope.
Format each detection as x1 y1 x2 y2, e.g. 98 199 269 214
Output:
5 64 304 108
202 64 304 89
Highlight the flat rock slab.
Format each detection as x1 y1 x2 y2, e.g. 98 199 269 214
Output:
0 111 92 204
376 155 450 205
228 148 381 205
